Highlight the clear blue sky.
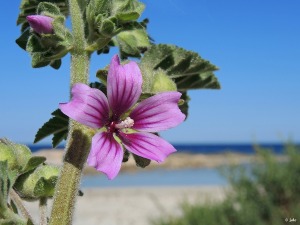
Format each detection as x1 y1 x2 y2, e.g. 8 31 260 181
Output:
1 0 299 145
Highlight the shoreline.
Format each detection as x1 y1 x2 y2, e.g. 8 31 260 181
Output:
33 149 286 175
24 185 226 225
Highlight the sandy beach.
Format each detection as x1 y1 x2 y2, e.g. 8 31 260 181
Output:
24 186 226 225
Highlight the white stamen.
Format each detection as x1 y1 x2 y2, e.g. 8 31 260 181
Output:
115 117 134 129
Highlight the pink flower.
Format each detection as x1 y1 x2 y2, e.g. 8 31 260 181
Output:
59 55 185 179
26 15 54 34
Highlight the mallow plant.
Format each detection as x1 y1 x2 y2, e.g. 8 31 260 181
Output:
0 0 220 224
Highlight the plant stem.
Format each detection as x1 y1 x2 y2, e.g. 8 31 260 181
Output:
39 198 47 225
9 189 35 225
49 0 91 224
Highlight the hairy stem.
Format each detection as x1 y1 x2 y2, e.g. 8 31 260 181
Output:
9 189 35 224
49 0 91 224
39 198 47 225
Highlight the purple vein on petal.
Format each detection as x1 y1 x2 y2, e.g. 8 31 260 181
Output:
107 55 142 118
59 83 109 128
87 132 123 180
119 132 176 163
130 92 185 132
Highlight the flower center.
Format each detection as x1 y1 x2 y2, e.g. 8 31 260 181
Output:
108 117 134 133
115 117 134 129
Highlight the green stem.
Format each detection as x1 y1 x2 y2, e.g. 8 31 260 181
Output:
49 0 91 224
39 198 47 225
9 189 35 225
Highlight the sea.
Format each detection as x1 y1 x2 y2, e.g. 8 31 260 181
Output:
29 143 289 154
28 143 296 187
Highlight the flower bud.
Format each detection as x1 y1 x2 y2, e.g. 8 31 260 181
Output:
0 140 31 172
26 15 54 34
14 164 60 200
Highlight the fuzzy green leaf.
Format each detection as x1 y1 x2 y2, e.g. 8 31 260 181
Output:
34 176 58 197
37 2 61 17
15 28 30 51
26 35 44 53
34 109 68 148
139 44 220 92
112 0 145 22
0 162 18 212
0 161 9 210
116 27 150 58
14 165 59 200
21 157 46 174
139 44 220 119
31 53 51 68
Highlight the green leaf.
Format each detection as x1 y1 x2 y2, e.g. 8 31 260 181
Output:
52 16 73 45
112 0 145 22
9 200 18 214
132 153 151 168
15 28 30 51
0 162 18 213
96 69 108 85
52 129 67 148
50 59 62 69
26 35 44 53
31 52 51 68
179 92 190 119
0 161 9 210
21 157 46 174
139 44 220 92
176 71 220 90
34 176 58 197
139 44 220 119
37 2 61 17
90 82 107 94
34 109 68 148
0 140 32 174
14 165 59 200
122 150 130 162
116 27 150 58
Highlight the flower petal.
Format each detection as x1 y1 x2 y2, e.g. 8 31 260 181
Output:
87 132 123 180
119 132 176 162
26 15 54 34
59 83 109 128
130 92 185 132
107 55 142 119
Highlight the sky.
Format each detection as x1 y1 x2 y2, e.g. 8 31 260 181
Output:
0 0 299 145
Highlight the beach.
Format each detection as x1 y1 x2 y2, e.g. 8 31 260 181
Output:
24 186 226 225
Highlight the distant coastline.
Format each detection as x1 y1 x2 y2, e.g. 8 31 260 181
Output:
28 143 296 154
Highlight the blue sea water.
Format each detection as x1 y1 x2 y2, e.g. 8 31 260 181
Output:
28 143 289 154
81 168 228 188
